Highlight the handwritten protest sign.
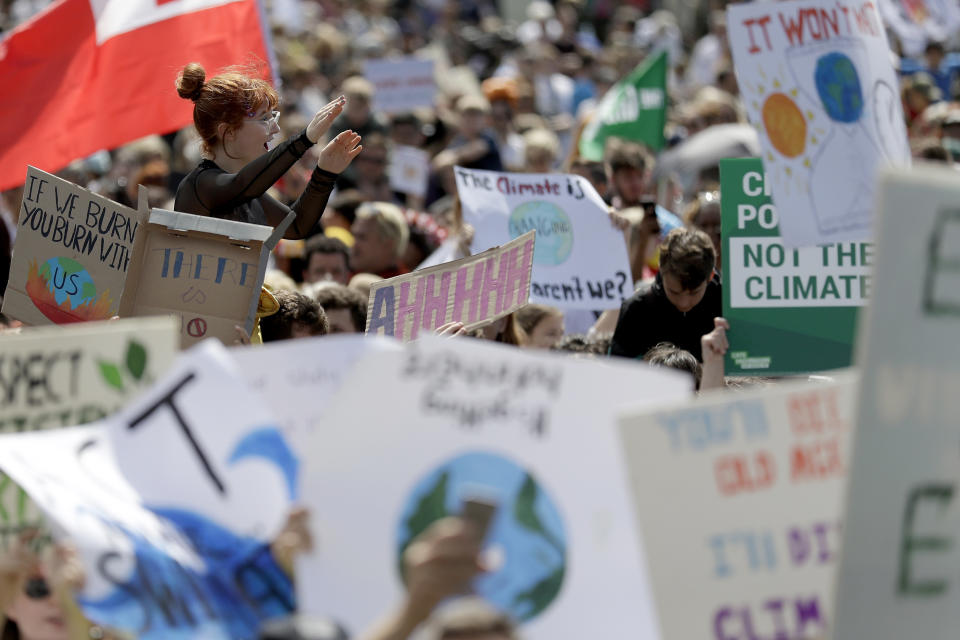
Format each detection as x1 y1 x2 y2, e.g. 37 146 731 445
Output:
619 375 856 640
720 158 870 374
296 336 692 639
366 231 534 341
388 144 430 198
232 335 400 452
455 167 633 310
833 166 960 639
119 208 288 347
0 317 178 548
727 0 910 247
2 166 145 325
0 341 298 639
456 167 633 310
364 57 436 114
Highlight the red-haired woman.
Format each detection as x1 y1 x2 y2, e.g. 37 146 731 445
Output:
173 63 362 238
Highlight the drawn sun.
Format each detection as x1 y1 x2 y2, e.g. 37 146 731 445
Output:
743 64 826 185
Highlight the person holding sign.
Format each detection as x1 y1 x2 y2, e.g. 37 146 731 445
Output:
174 63 363 238
610 227 721 361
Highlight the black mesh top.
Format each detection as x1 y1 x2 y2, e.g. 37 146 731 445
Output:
174 129 337 239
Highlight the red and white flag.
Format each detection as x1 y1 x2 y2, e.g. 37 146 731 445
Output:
0 0 272 191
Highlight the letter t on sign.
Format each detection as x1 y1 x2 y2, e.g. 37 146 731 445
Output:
126 372 226 495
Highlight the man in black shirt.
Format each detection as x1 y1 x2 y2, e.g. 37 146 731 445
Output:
610 228 721 361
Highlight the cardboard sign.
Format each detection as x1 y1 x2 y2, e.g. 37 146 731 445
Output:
364 57 436 114
295 336 692 639
456 167 632 310
720 158 871 374
0 340 299 639
0 316 178 547
388 144 430 198
365 230 535 341
119 208 289 347
618 376 855 640
727 0 910 247
2 166 145 325
832 165 960 639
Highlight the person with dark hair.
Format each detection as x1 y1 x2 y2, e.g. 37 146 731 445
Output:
604 139 655 209
551 332 612 357
310 283 367 333
609 228 721 361
643 342 703 389
260 289 330 341
302 236 351 285
173 63 362 239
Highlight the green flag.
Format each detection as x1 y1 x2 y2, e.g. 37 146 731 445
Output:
578 50 667 161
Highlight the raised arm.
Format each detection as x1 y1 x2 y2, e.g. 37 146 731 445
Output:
192 98 345 213
276 130 364 239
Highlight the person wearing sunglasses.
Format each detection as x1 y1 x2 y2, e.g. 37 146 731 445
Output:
1 540 110 640
173 63 363 239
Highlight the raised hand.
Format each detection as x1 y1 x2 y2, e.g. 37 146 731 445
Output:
306 95 346 144
317 130 363 174
700 316 730 392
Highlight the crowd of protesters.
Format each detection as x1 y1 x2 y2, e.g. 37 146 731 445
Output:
0 0 958 637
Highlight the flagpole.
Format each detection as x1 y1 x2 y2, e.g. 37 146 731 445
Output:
255 0 281 90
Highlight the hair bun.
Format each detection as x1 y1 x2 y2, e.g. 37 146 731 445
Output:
176 63 206 102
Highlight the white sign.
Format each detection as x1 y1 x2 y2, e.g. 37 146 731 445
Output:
363 58 436 114
455 167 633 310
729 238 872 307
0 340 300 639
415 236 466 270
0 316 179 547
296 336 692 638
231 334 400 452
389 145 430 198
619 375 856 640
727 0 910 247
833 165 960 639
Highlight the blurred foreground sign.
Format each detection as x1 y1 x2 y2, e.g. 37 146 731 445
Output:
619 375 856 639
834 165 960 640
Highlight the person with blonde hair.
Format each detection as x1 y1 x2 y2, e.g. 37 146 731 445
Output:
349 202 410 278
515 304 565 349
522 128 560 173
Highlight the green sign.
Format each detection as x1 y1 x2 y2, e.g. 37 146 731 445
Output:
720 158 871 375
578 50 667 161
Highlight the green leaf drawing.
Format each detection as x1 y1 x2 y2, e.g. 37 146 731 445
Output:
125 341 147 380
98 361 124 391
512 565 565 620
514 473 563 554
81 281 96 301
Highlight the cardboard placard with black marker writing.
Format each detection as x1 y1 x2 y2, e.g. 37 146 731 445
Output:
2 166 145 325
119 208 291 347
365 230 535 341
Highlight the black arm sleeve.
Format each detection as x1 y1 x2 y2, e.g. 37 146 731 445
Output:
609 298 642 358
191 130 314 212
282 166 338 239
